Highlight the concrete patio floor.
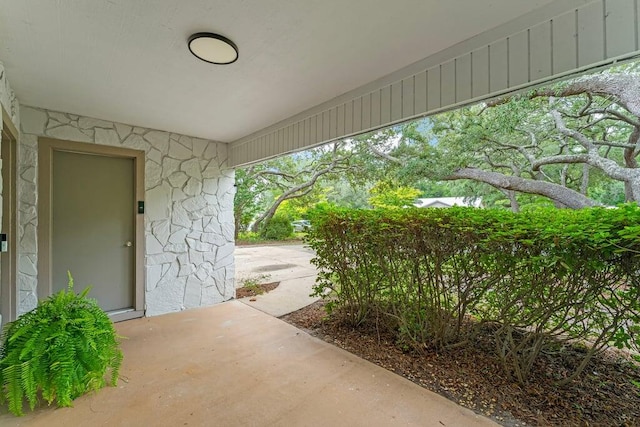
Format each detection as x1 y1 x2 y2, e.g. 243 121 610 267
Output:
0 301 496 426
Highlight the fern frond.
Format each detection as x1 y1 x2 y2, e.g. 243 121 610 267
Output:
0 273 124 416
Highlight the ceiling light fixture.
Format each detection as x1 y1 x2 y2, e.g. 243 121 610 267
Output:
188 32 238 65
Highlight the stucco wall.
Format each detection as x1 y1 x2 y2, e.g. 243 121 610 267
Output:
18 106 235 316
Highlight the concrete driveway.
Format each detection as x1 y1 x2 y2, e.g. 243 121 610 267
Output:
234 244 319 317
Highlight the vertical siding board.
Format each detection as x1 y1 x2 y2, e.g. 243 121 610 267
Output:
605 0 636 58
414 70 428 114
322 111 331 142
391 81 403 121
370 90 381 127
529 22 552 81
455 54 472 102
282 127 288 153
552 12 577 74
508 31 529 87
295 122 303 150
304 118 311 147
577 2 605 66
380 86 391 125
310 115 318 144
345 101 353 135
287 125 293 152
361 94 371 130
402 77 415 118
471 47 490 98
329 108 337 139
337 104 345 137
292 124 298 151
258 137 264 161
277 130 282 156
354 97 363 132
292 123 297 151
287 125 294 151
302 120 308 149
262 135 268 159
489 39 508 92
252 139 258 162
277 129 284 156
257 137 263 161
441 61 456 107
427 66 441 110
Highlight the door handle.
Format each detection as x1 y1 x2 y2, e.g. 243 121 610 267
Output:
125 241 133 247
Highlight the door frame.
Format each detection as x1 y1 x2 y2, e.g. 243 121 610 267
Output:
1 107 18 325
38 137 145 321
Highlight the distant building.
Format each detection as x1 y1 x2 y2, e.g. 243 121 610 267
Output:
414 197 482 209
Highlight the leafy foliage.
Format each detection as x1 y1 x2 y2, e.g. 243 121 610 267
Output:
391 66 640 210
307 205 640 385
259 214 294 240
0 274 122 416
367 180 421 209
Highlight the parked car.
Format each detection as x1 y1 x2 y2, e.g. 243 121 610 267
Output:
291 219 311 232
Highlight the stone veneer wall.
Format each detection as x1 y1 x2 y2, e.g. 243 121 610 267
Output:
18 106 235 316
0 62 20 129
0 62 20 325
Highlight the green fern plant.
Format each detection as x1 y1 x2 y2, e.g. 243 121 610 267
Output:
0 273 123 416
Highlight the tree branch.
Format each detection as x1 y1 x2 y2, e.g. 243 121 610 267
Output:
531 154 590 171
442 168 600 209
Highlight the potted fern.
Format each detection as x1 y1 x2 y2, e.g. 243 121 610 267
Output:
0 274 122 416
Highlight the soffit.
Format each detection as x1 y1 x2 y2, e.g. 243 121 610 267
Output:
0 0 556 142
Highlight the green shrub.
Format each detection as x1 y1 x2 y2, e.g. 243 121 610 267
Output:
0 274 123 416
260 215 293 240
307 205 640 385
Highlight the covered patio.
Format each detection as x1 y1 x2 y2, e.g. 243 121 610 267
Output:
1 0 640 424
0 301 496 426
1 0 638 322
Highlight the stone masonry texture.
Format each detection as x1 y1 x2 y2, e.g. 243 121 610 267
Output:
18 105 235 316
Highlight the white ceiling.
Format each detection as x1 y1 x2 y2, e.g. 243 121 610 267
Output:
0 0 556 143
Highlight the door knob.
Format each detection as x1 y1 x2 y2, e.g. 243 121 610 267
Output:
125 241 133 247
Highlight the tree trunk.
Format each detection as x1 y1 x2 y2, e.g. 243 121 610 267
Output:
250 162 339 232
497 188 520 212
580 164 590 195
444 168 600 209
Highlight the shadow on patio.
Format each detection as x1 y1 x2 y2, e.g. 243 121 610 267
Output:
0 301 496 426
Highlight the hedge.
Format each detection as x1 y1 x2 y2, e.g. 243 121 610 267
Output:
306 205 640 385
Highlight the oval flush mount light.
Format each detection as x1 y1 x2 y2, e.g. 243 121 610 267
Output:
188 32 238 65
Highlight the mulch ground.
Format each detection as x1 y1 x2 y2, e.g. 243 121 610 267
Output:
235 282 279 298
280 301 640 427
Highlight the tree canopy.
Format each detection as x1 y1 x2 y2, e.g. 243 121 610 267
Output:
235 63 640 232
392 64 640 210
